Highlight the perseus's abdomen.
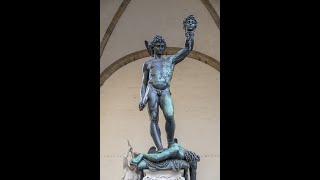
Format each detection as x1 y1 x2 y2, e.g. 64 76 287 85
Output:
149 64 174 90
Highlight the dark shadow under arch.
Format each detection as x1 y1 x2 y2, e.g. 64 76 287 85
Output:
100 47 220 87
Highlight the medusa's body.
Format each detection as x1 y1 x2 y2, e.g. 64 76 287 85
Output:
131 143 200 180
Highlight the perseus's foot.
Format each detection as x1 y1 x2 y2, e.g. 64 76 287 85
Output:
156 148 167 153
168 142 175 148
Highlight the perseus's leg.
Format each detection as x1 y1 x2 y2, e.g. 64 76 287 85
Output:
147 90 163 150
160 91 175 148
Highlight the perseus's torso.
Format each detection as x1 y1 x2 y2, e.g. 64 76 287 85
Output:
147 57 174 90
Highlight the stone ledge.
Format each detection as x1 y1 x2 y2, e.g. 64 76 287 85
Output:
143 170 185 180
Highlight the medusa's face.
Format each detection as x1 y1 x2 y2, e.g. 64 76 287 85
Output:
184 15 198 32
153 41 166 55
185 18 197 31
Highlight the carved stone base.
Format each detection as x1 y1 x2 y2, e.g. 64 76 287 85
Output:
143 170 185 180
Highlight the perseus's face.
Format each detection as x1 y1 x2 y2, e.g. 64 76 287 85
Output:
153 42 166 55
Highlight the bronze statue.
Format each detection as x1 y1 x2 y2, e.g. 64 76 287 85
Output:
131 139 200 180
139 15 198 152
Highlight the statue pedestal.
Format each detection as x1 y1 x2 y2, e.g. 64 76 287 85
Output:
143 170 185 180
130 143 199 180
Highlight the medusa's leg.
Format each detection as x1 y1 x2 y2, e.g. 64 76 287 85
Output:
184 168 189 180
189 161 198 180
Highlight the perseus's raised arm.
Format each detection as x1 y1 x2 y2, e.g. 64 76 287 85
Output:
170 15 197 65
170 36 194 65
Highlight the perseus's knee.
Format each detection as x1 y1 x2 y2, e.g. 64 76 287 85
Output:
165 113 174 122
162 106 173 117
150 111 158 122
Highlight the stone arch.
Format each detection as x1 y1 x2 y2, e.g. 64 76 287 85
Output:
100 47 220 86
100 0 219 59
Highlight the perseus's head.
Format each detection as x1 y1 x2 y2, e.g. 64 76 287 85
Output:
150 35 166 56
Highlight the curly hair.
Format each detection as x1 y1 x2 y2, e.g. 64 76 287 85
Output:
150 35 167 49
185 150 200 163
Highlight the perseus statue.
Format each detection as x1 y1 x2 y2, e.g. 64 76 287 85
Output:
139 15 198 152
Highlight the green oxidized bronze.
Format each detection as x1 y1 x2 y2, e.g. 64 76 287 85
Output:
131 142 199 180
131 143 186 165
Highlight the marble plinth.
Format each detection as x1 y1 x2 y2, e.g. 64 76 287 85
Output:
142 170 185 180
